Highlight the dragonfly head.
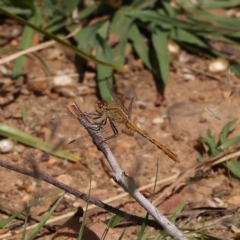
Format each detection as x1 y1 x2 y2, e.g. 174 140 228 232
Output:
95 100 108 114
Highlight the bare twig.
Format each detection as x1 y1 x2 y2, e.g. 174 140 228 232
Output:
0 159 165 239
0 102 187 239
69 103 187 240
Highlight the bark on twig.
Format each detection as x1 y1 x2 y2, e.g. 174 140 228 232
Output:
69 103 187 240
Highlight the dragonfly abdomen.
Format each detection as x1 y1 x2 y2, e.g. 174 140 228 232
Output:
127 122 180 163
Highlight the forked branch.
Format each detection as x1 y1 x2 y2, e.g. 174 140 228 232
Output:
69 103 187 240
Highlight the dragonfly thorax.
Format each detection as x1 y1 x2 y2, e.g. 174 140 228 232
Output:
95 100 109 114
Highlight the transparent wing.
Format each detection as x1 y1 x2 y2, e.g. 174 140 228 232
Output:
50 105 126 150
105 78 128 114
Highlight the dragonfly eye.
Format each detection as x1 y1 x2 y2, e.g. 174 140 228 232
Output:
95 100 107 114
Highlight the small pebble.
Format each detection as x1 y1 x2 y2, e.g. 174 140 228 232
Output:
11 152 19 162
152 117 164 125
25 184 35 193
183 73 195 81
15 179 25 190
208 58 229 73
0 139 14 153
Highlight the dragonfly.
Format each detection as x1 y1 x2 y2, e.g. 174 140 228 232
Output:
92 78 180 163
53 78 180 163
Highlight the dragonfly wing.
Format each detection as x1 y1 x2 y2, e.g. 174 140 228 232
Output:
105 78 128 113
127 97 134 120
62 135 94 150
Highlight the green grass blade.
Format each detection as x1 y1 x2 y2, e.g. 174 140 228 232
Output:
128 24 152 71
22 207 30 240
104 215 121 228
137 159 159 240
12 11 42 79
21 107 27 124
152 29 169 84
169 200 186 223
118 229 126 240
0 7 125 71
26 193 65 240
77 168 92 239
31 52 52 76
0 123 80 162
0 190 61 228
200 0 240 9
219 119 238 144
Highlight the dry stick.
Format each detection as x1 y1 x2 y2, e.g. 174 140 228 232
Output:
0 160 164 238
1 149 239 238
0 103 186 239
1 174 178 239
69 103 187 240
0 24 82 65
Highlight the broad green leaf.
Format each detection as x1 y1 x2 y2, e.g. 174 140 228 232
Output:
26 194 65 240
188 8 240 29
12 11 42 79
162 1 175 17
0 6 32 15
96 35 113 102
62 0 79 15
0 7 125 71
0 123 80 162
131 0 156 9
200 0 240 9
97 20 110 38
219 136 240 151
219 119 238 144
128 24 152 70
109 7 133 44
225 160 240 179
9 0 35 12
109 7 134 65
170 28 209 48
78 4 96 20
152 29 169 84
200 129 218 157
126 9 215 31
75 21 104 55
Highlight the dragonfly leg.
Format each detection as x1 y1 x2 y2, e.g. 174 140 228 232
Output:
103 119 119 141
84 112 102 120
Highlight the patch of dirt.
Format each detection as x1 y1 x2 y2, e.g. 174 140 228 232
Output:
1 25 240 240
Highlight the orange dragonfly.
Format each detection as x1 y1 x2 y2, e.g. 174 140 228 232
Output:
53 78 180 163
93 78 180 163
